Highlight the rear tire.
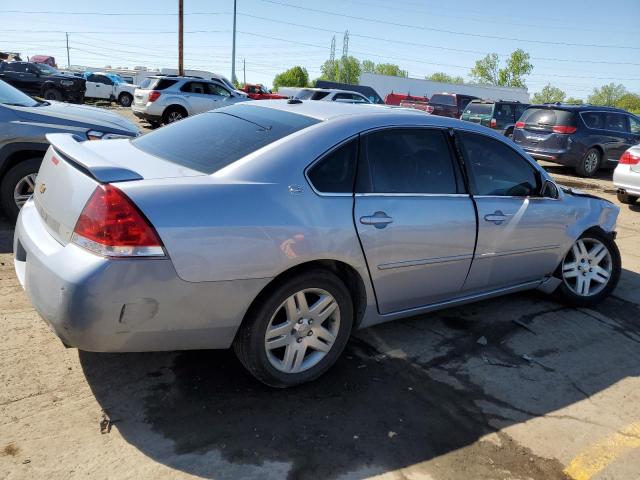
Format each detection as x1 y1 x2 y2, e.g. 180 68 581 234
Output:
118 92 133 107
576 148 601 177
42 88 62 101
0 158 42 222
162 106 187 125
505 127 514 139
617 192 638 205
233 270 353 388
553 230 621 307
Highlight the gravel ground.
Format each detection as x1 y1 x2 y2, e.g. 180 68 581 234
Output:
1 110 639 480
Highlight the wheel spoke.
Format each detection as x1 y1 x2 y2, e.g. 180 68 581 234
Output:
588 243 605 262
309 295 338 323
294 291 309 316
292 344 306 372
576 240 588 257
24 174 36 190
266 335 290 350
14 194 31 206
576 275 587 295
265 321 292 341
571 243 582 260
592 266 610 284
315 326 336 343
593 247 609 264
564 268 579 279
307 336 331 353
281 344 297 371
284 296 299 321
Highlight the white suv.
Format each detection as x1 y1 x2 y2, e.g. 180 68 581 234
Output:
294 88 371 104
84 72 137 107
131 76 249 126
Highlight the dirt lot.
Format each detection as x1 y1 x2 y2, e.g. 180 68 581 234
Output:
1 112 639 480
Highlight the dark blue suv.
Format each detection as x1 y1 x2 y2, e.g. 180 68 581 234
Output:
512 104 640 177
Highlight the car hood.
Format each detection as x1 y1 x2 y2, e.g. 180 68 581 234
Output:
11 101 139 135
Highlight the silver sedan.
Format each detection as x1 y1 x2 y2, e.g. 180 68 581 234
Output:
14 101 621 387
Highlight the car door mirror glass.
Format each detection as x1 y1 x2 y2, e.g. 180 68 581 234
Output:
541 180 559 199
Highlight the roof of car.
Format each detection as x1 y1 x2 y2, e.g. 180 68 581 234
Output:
526 103 630 113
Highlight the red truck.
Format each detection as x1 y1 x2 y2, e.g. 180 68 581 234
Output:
241 84 287 100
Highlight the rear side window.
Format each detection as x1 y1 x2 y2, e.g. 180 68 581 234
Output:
604 113 628 132
464 103 493 115
138 78 177 90
581 112 605 129
457 132 539 197
307 139 357 193
430 94 456 106
132 105 319 174
360 128 458 194
310 91 331 100
495 103 514 119
520 108 576 128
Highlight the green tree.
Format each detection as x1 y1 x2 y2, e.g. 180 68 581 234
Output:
425 72 464 84
616 93 640 113
565 97 584 105
272 66 309 90
470 49 533 88
532 84 566 104
362 60 408 77
587 83 627 106
320 56 361 84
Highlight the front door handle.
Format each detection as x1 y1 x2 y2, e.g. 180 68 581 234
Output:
360 211 393 229
484 210 512 225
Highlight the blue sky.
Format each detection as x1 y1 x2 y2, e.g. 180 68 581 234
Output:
1 0 639 98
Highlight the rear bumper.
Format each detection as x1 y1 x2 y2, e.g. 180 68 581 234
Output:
613 165 640 197
14 201 270 352
131 106 161 123
520 146 577 167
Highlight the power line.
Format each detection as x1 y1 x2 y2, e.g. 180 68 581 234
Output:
257 0 640 50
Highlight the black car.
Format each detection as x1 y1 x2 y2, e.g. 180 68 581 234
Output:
0 61 85 103
461 100 529 138
427 93 479 118
513 104 640 177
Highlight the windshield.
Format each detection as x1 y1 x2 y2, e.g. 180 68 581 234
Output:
0 79 39 107
35 64 59 75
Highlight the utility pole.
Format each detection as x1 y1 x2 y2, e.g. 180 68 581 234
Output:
178 0 184 76
231 0 237 84
65 32 70 68
243 58 246 85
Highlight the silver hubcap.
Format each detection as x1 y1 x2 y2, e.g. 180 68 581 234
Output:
562 238 612 296
264 288 340 374
584 152 599 173
167 111 183 122
14 173 37 209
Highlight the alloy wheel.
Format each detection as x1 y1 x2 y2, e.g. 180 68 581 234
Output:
264 288 340 374
14 173 37 209
562 238 612 296
167 111 183 123
584 152 599 174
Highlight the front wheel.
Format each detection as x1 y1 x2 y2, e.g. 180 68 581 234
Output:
234 270 353 388
554 231 621 307
42 88 62 101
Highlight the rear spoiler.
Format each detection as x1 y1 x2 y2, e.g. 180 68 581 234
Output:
45 133 143 183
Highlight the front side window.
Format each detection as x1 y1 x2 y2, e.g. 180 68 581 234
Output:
207 83 231 97
307 139 357 193
457 131 539 197
629 116 640 134
360 129 458 194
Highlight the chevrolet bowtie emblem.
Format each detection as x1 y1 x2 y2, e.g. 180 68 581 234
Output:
39 183 46 194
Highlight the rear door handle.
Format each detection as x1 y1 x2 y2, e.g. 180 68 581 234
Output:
484 210 512 225
360 211 393 229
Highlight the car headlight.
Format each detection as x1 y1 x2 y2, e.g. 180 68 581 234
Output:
86 130 137 140
60 80 75 87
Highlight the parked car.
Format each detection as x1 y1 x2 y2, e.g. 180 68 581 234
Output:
385 92 429 106
14 101 621 388
512 104 640 177
316 80 385 104
0 61 85 103
240 83 287 100
294 88 371 104
83 72 137 107
461 100 529 137
426 92 479 118
399 97 430 112
0 79 139 220
131 75 249 126
613 145 640 205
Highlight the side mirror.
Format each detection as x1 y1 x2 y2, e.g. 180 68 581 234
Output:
541 180 559 199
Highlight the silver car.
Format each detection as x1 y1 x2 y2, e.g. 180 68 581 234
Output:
131 75 249 126
14 101 621 387
613 145 640 205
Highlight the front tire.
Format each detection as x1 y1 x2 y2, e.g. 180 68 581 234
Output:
554 230 621 307
118 92 133 107
0 158 42 222
576 148 601 177
617 192 638 205
234 270 353 388
42 88 62 101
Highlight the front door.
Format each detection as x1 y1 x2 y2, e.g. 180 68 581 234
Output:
455 130 572 292
85 74 114 100
354 128 477 314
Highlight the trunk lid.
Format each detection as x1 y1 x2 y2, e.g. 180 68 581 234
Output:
513 107 576 150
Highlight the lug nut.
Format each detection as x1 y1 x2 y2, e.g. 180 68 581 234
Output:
309 320 313 324
298 319 303 324
307 331 313 336
297 338 303 343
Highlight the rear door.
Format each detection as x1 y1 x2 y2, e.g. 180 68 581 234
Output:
456 131 571 292
354 127 477 314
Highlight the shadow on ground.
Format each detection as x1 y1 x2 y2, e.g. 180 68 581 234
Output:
79 275 640 479
0 213 13 254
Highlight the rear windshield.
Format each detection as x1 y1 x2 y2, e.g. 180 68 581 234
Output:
138 78 177 90
520 108 576 127
464 103 494 115
430 94 456 106
131 105 320 174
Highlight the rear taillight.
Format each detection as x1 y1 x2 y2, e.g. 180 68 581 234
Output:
426 105 434 113
490 118 497 128
147 91 161 102
515 121 525 129
552 125 577 134
72 184 164 257
619 150 640 165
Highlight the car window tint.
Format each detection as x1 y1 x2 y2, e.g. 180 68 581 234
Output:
430 94 456 106
457 131 539 197
496 103 514 118
87 74 98 82
6 63 27 73
132 105 320 174
605 113 627 132
207 83 230 97
310 91 330 100
362 129 458 194
582 112 605 129
515 104 528 118
464 102 493 115
521 108 576 127
307 139 357 193
629 116 640 134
